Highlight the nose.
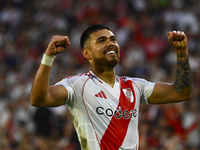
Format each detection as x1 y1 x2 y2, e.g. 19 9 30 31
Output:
106 39 115 46
105 42 118 53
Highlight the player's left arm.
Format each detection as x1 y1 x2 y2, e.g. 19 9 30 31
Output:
148 31 192 104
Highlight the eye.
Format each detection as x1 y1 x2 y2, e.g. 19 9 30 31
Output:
111 38 117 42
98 39 105 43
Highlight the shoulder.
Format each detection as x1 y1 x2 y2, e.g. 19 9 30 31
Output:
65 72 91 80
120 76 148 85
119 76 155 92
56 72 91 86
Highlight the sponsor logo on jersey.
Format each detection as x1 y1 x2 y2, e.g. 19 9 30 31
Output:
96 106 137 119
95 90 107 99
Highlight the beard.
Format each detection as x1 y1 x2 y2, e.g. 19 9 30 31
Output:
93 54 120 68
91 45 120 68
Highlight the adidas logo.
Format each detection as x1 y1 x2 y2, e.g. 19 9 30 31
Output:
95 91 107 99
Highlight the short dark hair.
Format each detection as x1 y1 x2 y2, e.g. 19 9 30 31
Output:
80 24 112 49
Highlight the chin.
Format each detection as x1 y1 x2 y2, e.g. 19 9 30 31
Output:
93 56 120 68
106 58 119 68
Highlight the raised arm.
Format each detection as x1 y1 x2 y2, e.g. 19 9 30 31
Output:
148 31 192 104
29 36 70 107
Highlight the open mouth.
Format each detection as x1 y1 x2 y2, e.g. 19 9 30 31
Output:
106 50 116 55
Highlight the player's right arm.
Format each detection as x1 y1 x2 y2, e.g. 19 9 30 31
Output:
29 35 70 107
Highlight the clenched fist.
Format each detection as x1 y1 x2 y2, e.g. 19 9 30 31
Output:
45 35 70 56
167 31 187 50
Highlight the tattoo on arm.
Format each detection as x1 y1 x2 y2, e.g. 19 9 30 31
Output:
173 53 192 94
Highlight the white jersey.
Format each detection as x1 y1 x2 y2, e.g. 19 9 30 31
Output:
55 71 155 150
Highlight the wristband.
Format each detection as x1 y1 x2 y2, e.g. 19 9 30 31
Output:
41 54 55 67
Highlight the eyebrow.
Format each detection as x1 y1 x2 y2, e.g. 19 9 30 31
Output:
96 35 116 42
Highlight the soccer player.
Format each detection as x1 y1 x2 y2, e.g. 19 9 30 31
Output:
29 24 192 150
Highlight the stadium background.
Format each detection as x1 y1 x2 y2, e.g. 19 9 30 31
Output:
0 0 199 149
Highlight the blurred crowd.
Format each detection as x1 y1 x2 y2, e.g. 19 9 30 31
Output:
0 0 200 149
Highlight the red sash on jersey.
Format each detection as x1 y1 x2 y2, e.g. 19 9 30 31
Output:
100 77 136 150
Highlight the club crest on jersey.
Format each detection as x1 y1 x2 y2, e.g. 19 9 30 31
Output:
123 88 134 103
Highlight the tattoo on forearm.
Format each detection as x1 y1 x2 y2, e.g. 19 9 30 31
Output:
173 53 192 94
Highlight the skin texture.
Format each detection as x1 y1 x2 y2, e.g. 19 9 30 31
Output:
82 29 120 87
29 29 192 107
30 36 70 107
148 31 192 104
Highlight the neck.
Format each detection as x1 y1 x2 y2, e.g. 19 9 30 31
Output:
91 66 116 87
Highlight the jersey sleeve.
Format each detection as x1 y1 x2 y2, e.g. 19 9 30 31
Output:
131 78 155 105
55 78 75 106
55 79 74 105
55 74 88 107
141 80 155 104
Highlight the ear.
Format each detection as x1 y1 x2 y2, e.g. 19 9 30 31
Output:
82 48 92 60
